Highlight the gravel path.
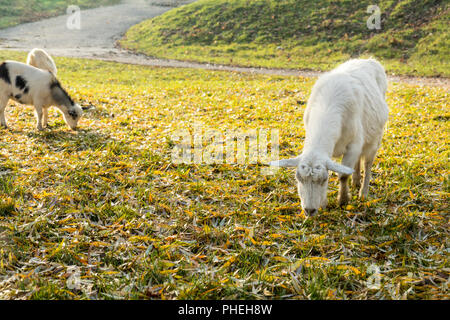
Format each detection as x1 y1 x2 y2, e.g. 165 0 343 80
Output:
0 0 448 88
0 0 192 53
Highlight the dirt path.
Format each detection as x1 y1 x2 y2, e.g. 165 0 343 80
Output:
0 0 448 89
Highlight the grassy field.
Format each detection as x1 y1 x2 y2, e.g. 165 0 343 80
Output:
0 0 120 29
0 50 448 299
120 0 450 77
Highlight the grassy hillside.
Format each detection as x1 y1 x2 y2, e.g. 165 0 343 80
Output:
0 50 448 299
120 0 450 77
0 0 120 29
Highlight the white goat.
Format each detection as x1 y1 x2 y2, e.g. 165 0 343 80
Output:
0 60 82 131
26 48 57 75
270 58 388 216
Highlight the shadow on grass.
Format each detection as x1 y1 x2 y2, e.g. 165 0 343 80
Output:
25 127 117 153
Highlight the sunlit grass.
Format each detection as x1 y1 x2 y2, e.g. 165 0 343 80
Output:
0 50 448 299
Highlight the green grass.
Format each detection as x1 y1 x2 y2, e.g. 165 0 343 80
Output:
0 0 120 29
0 50 448 299
120 0 450 77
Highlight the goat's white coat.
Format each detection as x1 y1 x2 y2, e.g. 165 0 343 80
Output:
26 48 57 75
271 58 388 215
0 61 82 130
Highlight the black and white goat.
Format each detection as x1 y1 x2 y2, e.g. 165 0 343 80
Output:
0 60 82 130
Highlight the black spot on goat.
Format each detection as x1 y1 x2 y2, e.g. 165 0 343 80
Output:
0 62 11 84
15 76 27 91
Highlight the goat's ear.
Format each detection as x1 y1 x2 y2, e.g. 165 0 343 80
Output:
326 159 354 175
269 157 301 168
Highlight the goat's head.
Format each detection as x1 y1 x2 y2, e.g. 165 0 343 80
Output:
62 103 83 130
270 154 353 216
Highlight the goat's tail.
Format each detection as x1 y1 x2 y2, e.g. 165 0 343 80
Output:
27 48 58 75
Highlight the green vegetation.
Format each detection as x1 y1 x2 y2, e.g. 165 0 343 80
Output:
0 50 448 299
121 0 450 77
0 0 120 29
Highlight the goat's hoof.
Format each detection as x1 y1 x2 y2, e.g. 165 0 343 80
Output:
338 195 349 206
359 190 369 200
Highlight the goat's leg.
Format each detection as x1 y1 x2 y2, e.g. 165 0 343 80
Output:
0 94 9 128
42 107 49 128
338 143 362 206
360 145 379 199
352 157 361 189
34 105 44 131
